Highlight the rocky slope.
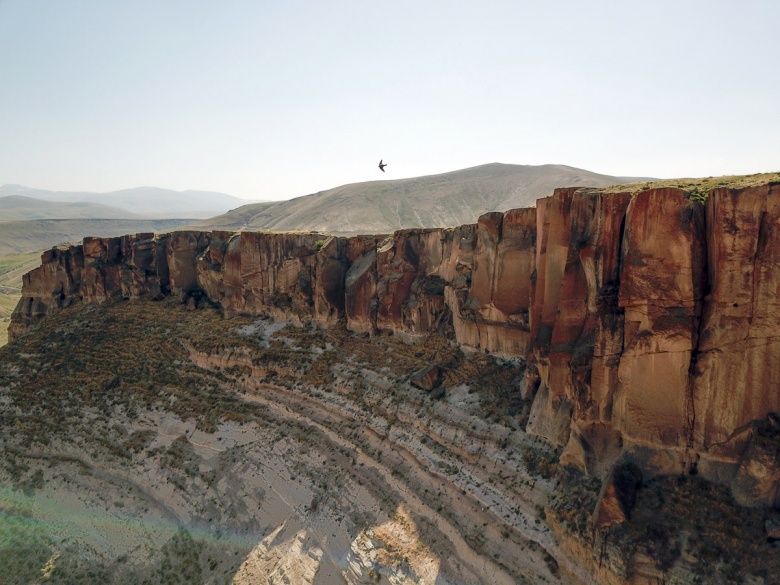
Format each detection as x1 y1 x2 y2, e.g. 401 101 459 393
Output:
7 173 780 583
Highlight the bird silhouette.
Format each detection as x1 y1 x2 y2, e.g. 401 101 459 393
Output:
378 159 388 172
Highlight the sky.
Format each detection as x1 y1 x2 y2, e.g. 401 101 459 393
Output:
0 0 778 201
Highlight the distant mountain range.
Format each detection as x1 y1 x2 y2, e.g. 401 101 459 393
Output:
199 163 649 234
0 195 140 221
0 185 250 220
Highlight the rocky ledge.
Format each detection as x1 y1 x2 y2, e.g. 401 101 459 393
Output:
10 179 780 518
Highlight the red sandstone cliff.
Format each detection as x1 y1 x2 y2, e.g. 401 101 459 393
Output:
9 181 780 511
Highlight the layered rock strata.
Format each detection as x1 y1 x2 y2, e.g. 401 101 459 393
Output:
10 182 780 509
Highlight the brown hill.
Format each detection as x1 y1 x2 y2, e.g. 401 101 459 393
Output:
0 195 140 220
200 163 646 233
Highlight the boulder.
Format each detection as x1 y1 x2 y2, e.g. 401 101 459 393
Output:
410 365 443 392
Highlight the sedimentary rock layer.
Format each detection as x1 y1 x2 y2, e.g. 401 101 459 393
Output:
10 182 780 508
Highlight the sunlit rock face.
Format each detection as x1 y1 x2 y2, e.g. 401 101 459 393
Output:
7 244 84 340
694 186 780 449
528 187 634 456
457 209 535 354
537 184 779 508
614 188 707 453
10 180 780 509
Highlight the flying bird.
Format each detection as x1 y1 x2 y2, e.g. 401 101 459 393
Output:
378 159 388 173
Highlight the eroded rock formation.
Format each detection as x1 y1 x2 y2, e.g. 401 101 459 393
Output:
10 182 780 513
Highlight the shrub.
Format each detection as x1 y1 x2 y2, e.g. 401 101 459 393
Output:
687 186 709 205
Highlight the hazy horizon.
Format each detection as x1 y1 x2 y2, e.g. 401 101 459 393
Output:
1 0 778 202
0 182 259 202
1 161 643 204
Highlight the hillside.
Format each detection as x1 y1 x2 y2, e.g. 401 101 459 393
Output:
0 184 249 219
0 218 194 255
200 163 646 234
0 194 140 220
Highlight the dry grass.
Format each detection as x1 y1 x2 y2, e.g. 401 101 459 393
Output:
601 171 780 196
0 298 257 452
1 298 531 454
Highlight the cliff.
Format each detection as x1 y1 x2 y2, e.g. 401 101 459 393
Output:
10 180 780 512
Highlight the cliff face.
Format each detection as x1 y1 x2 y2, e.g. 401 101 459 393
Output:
526 183 780 510
10 182 780 509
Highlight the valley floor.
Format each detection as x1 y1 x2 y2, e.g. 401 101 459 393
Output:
0 300 777 584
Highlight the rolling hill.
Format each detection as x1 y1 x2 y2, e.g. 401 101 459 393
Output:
0 194 141 220
0 218 195 256
0 184 249 219
200 163 648 234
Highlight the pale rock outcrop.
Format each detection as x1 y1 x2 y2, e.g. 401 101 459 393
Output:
232 524 323 585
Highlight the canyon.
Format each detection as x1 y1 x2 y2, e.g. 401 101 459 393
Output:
5 176 780 584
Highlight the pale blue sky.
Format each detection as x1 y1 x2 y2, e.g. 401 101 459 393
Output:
0 0 778 201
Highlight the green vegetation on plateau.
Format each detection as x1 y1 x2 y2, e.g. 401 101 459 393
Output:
603 171 780 198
